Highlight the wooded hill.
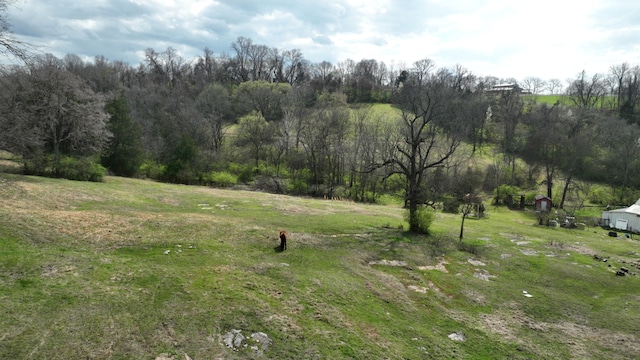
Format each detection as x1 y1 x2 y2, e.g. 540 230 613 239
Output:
2 38 640 228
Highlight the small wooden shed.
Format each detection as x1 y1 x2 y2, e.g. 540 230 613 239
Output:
534 195 552 211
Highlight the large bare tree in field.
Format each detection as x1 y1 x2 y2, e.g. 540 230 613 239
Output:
2 54 110 174
384 67 467 232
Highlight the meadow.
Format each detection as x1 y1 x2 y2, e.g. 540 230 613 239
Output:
1 174 639 359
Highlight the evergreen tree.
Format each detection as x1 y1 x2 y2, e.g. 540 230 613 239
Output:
101 92 144 177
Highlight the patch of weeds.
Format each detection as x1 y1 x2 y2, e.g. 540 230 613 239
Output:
458 240 485 256
427 235 456 257
547 239 566 249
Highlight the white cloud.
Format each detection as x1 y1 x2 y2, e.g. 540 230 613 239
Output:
4 0 638 80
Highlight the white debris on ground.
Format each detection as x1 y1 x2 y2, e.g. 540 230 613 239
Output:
473 269 496 281
448 332 466 341
468 259 486 266
407 285 428 293
368 259 408 267
523 290 533 298
417 257 449 273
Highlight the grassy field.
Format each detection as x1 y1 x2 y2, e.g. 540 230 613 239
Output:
1 174 639 359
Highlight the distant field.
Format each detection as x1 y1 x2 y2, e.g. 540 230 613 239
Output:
1 174 639 359
523 94 572 105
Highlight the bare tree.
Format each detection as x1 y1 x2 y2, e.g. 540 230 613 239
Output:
609 64 640 123
383 70 467 232
2 54 110 174
609 63 630 111
412 58 434 86
0 0 35 64
195 83 231 154
493 88 525 180
298 94 350 197
546 78 563 94
521 77 546 95
235 112 275 170
566 70 606 109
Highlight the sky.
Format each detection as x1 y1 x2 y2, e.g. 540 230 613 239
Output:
5 0 640 81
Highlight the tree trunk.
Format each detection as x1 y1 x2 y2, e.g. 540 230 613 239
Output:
459 213 466 240
546 165 553 199
559 173 573 209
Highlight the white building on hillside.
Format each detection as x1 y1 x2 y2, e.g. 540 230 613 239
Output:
601 198 640 233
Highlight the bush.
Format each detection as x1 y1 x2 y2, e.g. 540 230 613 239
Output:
56 156 106 182
442 195 462 213
405 206 435 234
208 171 238 188
139 161 165 180
494 184 522 205
587 186 614 205
288 179 307 195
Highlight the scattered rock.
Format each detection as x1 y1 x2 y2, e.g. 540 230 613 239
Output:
408 285 428 293
448 332 466 341
417 257 449 273
223 329 273 354
468 259 486 266
369 259 408 267
251 332 272 351
520 249 537 256
473 269 496 281
223 329 246 350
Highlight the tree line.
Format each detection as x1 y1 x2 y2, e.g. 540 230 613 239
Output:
2 36 640 232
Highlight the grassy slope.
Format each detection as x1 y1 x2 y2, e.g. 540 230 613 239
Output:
1 174 639 359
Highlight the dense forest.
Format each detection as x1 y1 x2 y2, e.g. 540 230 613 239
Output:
1 36 640 231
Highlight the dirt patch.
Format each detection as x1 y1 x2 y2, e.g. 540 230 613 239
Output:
453 303 640 359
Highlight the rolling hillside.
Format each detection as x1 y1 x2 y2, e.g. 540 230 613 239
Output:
1 174 639 359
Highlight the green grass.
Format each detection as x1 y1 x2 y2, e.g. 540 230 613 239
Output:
523 94 572 105
1 174 639 359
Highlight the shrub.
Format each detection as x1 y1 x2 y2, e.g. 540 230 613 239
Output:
139 161 165 180
56 156 106 182
208 171 238 188
442 195 462 213
288 179 307 195
255 174 286 193
587 186 614 205
405 206 435 234
494 184 522 205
